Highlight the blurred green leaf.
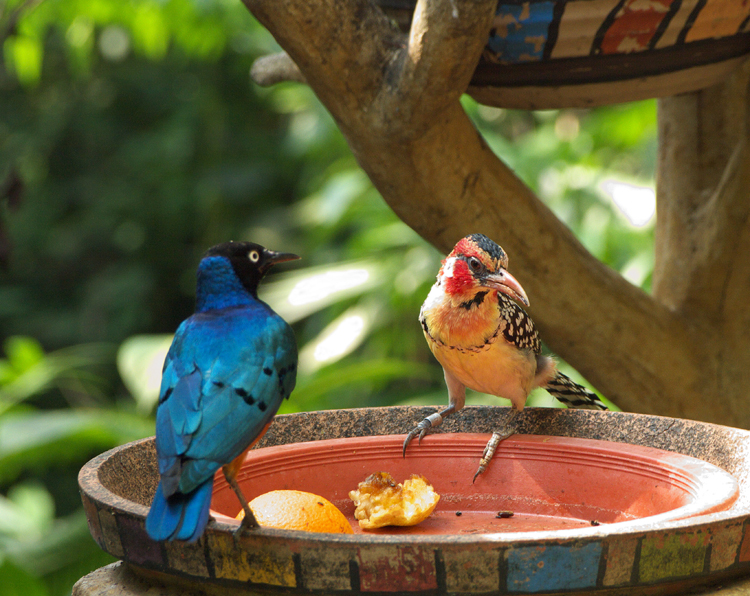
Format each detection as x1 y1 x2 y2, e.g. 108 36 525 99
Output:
0 408 153 484
0 341 115 415
260 259 386 323
2 336 45 375
0 494 38 537
2 509 114 578
117 335 172 415
1 482 55 538
0 559 48 596
3 35 43 86
131 4 168 59
282 359 438 414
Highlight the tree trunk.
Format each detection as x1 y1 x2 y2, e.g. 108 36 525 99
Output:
243 0 750 427
655 62 750 426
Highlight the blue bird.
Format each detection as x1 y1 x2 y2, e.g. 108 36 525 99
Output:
145 241 299 542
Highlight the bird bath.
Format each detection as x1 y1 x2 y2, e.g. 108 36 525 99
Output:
79 406 750 594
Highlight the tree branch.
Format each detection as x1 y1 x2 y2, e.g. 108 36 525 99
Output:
243 0 401 120
375 0 496 138
250 52 306 86
652 62 750 425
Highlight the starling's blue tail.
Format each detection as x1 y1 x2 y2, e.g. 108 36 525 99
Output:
145 479 213 542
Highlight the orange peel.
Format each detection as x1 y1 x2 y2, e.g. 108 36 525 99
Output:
236 489 353 534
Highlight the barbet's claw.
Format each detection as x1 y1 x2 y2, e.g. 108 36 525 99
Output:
472 429 515 483
402 430 418 457
402 420 429 456
402 410 450 456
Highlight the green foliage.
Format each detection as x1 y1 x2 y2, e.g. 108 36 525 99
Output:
1 0 655 593
0 505 116 596
0 407 153 485
2 0 254 86
0 336 114 414
0 559 48 596
0 338 152 596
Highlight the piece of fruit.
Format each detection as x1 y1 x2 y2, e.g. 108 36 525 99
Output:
236 490 354 534
349 472 440 529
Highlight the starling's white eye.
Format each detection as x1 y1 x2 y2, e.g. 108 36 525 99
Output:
248 250 260 263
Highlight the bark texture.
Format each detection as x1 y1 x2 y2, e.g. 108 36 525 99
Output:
242 0 750 427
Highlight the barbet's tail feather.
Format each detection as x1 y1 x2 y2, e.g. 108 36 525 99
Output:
545 371 608 411
145 478 213 542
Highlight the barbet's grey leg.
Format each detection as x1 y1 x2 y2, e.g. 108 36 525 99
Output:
403 368 466 455
473 408 520 482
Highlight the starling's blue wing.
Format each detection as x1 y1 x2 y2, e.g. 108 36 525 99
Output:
145 301 297 542
178 310 297 492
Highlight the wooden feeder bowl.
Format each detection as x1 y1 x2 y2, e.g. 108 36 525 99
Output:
377 0 750 108
79 406 750 594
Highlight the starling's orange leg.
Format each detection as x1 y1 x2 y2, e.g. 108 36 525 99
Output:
223 455 258 536
222 421 273 537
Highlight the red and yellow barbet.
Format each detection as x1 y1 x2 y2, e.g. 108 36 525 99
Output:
404 233 608 480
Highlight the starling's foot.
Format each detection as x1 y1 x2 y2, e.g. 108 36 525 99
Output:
232 504 259 545
234 504 258 530
473 429 515 483
402 405 456 456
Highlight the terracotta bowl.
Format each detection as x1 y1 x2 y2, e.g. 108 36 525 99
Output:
210 434 738 535
377 0 750 108
80 406 750 594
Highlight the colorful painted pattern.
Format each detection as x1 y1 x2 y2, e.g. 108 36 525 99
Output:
506 542 602 592
483 0 750 64
487 2 557 63
594 0 681 55
80 487 750 594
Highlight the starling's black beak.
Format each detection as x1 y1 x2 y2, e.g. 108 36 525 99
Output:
265 250 300 265
261 250 301 274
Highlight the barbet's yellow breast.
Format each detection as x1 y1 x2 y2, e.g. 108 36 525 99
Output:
420 281 500 348
419 282 537 408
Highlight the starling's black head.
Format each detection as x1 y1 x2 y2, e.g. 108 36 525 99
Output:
202 241 299 297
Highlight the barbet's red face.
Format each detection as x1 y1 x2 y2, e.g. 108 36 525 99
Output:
440 234 529 307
